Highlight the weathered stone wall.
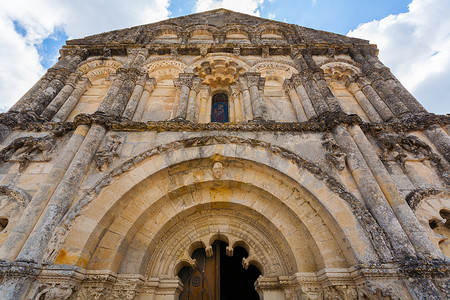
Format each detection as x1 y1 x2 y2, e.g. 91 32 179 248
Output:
0 8 448 300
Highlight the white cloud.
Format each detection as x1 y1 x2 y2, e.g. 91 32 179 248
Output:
195 0 264 16
348 0 450 114
0 0 171 112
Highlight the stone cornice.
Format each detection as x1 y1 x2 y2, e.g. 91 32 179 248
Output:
1 111 449 135
59 43 376 59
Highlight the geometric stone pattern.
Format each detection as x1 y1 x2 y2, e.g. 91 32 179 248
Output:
0 8 448 300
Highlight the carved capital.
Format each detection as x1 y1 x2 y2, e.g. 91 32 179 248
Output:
244 72 262 87
258 77 266 91
191 78 202 93
238 77 249 91
178 73 195 88
127 48 148 57
199 85 211 99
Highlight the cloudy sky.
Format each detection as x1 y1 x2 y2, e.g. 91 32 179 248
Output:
0 0 449 114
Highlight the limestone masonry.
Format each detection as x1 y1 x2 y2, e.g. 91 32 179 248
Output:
0 8 448 300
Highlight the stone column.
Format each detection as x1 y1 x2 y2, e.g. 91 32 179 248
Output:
198 86 210 123
347 82 383 123
16 124 106 263
299 69 330 116
107 50 148 117
96 68 129 113
41 73 80 121
52 78 90 122
10 49 87 113
255 277 287 300
292 53 330 116
132 89 151 122
174 73 194 120
0 125 89 262
29 68 71 115
349 48 409 116
291 74 316 119
108 69 141 116
347 125 443 258
238 77 253 121
245 73 267 121
363 51 426 113
424 125 450 163
303 53 342 112
283 79 307 122
9 74 52 112
358 77 395 121
186 78 202 122
231 85 243 122
333 124 416 259
122 75 153 120
258 78 268 120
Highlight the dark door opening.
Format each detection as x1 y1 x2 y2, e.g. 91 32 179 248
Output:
178 241 261 300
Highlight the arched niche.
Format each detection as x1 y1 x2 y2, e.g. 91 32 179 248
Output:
0 186 31 246
256 23 290 44
143 59 187 121
414 192 450 257
320 61 373 122
50 136 384 278
67 59 122 121
152 25 182 44
188 29 214 44
224 26 251 44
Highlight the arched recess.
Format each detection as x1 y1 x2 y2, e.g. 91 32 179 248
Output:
0 186 31 245
255 23 292 44
50 136 387 278
414 191 450 257
151 24 183 44
185 25 218 44
224 24 251 44
143 59 187 121
252 60 299 122
320 60 378 122
66 59 122 121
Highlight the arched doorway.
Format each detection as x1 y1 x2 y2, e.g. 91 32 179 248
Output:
178 241 261 300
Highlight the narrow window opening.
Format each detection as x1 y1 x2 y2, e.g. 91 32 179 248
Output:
211 93 229 123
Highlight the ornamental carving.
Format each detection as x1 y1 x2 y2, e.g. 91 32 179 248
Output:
376 132 449 184
94 133 124 172
322 133 346 171
33 283 75 300
0 126 65 171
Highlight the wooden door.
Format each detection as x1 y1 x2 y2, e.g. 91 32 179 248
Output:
179 243 220 300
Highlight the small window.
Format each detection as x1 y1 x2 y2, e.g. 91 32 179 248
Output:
211 93 229 123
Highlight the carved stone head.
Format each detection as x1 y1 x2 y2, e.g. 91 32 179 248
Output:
212 162 224 179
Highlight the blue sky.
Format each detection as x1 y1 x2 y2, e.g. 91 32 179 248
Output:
0 0 449 114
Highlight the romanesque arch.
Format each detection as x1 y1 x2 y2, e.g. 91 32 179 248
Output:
43 136 391 297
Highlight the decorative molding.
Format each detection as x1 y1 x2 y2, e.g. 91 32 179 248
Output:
406 189 450 211
0 186 31 208
1 112 448 136
45 133 393 265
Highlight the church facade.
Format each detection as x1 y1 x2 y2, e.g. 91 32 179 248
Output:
0 9 449 299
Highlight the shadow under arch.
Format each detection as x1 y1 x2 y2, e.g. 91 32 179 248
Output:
50 136 392 272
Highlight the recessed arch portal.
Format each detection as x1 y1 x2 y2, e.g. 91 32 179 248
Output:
54 136 385 276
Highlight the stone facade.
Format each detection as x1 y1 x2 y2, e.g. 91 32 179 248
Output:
0 8 448 300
